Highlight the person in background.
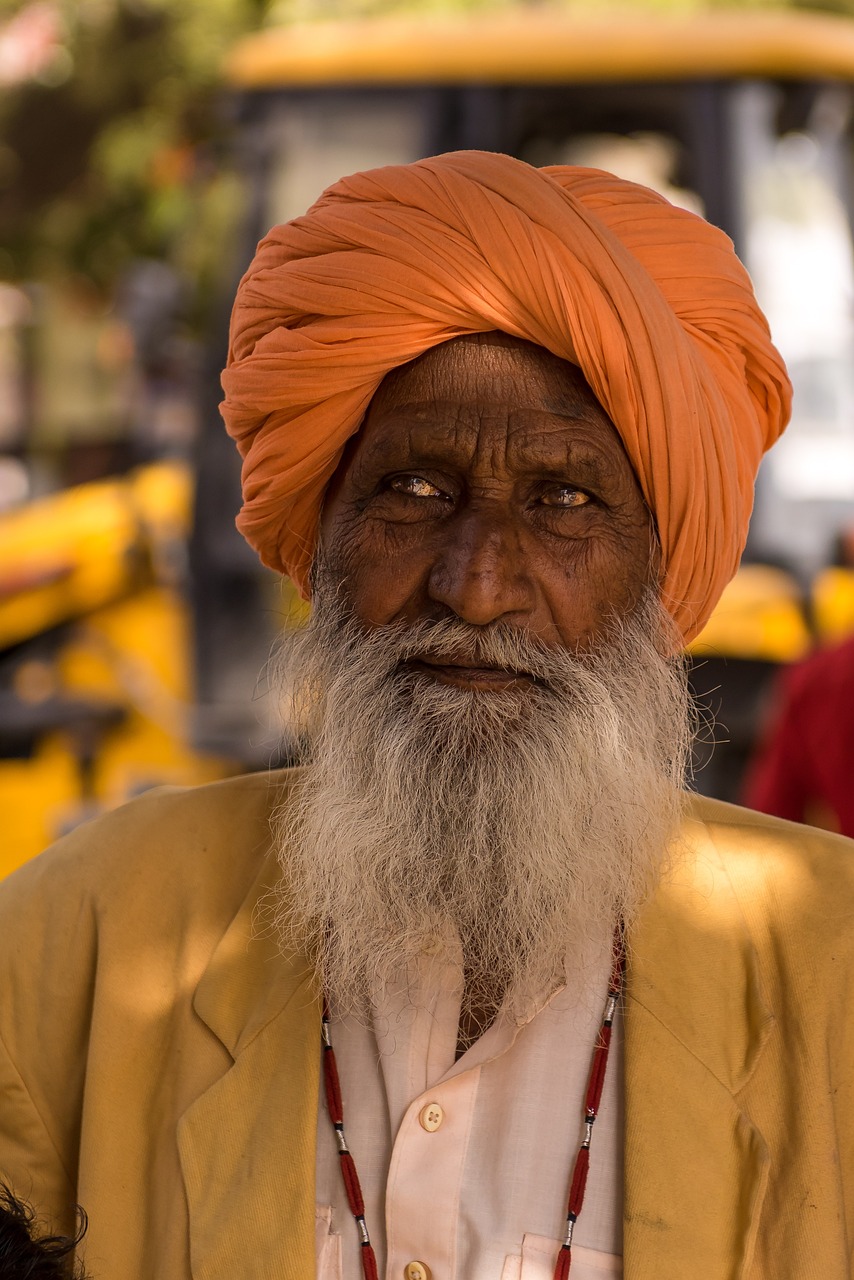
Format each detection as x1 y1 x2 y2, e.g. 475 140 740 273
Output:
742 631 854 836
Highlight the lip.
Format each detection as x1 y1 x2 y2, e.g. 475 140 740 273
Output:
405 657 534 691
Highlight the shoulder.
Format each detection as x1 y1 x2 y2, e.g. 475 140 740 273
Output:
2 768 292 906
0 769 299 973
680 792 854 952
0 766 300 1081
632 796 854 1042
684 790 854 869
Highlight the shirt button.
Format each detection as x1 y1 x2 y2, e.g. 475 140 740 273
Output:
404 1263 432 1280
418 1102 444 1132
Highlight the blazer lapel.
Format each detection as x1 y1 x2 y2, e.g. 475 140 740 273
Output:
177 852 322 1280
623 809 775 1280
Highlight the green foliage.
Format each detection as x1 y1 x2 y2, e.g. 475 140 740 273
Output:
0 0 265 313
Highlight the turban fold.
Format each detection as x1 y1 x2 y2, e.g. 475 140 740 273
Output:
221 149 791 643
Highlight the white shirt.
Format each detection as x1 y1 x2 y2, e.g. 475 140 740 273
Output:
315 938 623 1280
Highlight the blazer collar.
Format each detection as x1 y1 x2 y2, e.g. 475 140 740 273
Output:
623 802 775 1280
178 844 321 1280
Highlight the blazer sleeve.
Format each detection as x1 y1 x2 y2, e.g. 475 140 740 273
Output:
0 1023 77 1232
0 825 101 1235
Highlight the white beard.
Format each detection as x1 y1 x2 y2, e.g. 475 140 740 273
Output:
270 575 691 1026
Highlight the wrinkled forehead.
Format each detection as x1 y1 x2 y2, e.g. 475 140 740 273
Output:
336 331 645 492
373 331 594 414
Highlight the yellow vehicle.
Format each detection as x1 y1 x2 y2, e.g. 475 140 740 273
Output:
0 462 233 875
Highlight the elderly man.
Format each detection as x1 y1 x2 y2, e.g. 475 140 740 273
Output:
1 151 853 1280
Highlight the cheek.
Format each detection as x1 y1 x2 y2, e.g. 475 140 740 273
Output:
320 503 432 625
607 517 657 605
350 557 429 626
547 519 656 647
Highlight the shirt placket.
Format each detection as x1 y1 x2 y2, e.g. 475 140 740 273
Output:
384 1066 481 1280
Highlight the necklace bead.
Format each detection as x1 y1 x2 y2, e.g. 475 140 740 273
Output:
322 927 625 1280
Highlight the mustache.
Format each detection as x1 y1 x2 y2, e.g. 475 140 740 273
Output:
337 615 583 690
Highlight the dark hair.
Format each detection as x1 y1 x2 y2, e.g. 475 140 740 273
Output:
0 1184 88 1279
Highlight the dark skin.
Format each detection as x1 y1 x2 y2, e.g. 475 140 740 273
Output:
322 331 657 671
321 331 658 1049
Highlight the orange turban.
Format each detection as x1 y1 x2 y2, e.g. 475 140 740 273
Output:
221 149 791 643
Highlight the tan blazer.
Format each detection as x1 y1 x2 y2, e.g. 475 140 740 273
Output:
1 769 853 1279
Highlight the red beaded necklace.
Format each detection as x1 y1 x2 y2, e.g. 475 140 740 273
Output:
321 928 625 1280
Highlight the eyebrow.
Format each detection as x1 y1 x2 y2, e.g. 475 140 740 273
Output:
363 409 620 484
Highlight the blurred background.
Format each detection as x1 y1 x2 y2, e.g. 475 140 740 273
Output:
3 0 854 873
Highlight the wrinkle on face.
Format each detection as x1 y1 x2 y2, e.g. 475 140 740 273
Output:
321 332 659 655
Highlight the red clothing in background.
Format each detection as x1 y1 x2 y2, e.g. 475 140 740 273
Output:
743 634 854 836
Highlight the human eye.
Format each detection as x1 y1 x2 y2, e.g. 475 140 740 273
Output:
539 484 591 509
388 474 449 500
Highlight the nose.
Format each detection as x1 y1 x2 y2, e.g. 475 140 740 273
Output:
427 510 536 626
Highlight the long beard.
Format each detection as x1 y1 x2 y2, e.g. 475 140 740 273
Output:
270 580 692 1023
